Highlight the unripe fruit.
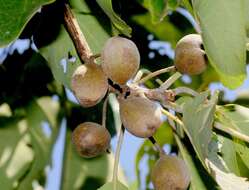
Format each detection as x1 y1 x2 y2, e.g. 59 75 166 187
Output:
151 154 191 190
119 96 162 138
72 122 111 158
71 63 108 107
174 34 207 75
101 36 140 84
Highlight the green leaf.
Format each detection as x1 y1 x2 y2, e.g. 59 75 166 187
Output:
138 0 168 23
97 181 128 190
96 0 132 37
40 1 109 89
182 91 217 165
216 105 249 170
0 118 34 190
192 0 247 89
246 0 249 30
0 0 55 47
132 13 182 47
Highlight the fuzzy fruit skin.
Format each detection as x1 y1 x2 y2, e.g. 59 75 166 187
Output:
101 36 140 84
174 34 207 75
71 63 108 107
151 154 191 190
72 122 111 158
119 96 162 138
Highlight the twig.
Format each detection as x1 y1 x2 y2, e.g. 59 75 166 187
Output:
160 72 182 90
113 125 125 190
161 108 184 127
102 95 108 128
214 122 249 143
64 4 92 63
137 66 176 84
148 136 165 156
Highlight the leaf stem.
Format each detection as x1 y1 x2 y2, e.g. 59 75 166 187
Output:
102 95 108 128
214 122 249 143
113 125 125 190
64 4 92 63
160 72 182 90
161 108 184 126
137 66 176 84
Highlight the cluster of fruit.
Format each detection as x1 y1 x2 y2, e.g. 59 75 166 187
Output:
71 34 207 190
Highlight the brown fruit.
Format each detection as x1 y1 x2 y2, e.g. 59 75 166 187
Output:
151 154 191 190
72 122 111 158
71 63 108 107
119 96 162 138
174 34 207 75
101 36 140 84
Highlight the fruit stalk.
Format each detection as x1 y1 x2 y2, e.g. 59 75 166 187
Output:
64 4 92 63
113 125 125 190
137 66 176 84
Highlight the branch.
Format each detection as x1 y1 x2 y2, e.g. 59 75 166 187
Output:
64 4 92 63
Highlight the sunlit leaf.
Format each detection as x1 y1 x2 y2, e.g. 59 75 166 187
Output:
0 0 55 47
192 0 247 89
96 0 132 37
137 0 168 23
0 118 33 190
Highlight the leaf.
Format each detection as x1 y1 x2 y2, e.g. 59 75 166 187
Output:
132 13 182 47
192 0 247 89
216 105 249 169
246 0 249 30
0 118 34 190
0 0 55 47
206 160 249 190
182 91 217 165
40 0 109 89
97 181 128 190
96 0 132 37
138 0 168 23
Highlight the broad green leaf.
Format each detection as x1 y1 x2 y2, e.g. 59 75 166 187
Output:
182 91 217 165
192 0 247 89
246 0 249 30
0 0 55 47
219 136 241 176
96 0 131 37
132 13 182 47
137 0 168 23
97 181 128 190
175 135 208 190
0 118 34 190
40 1 109 89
